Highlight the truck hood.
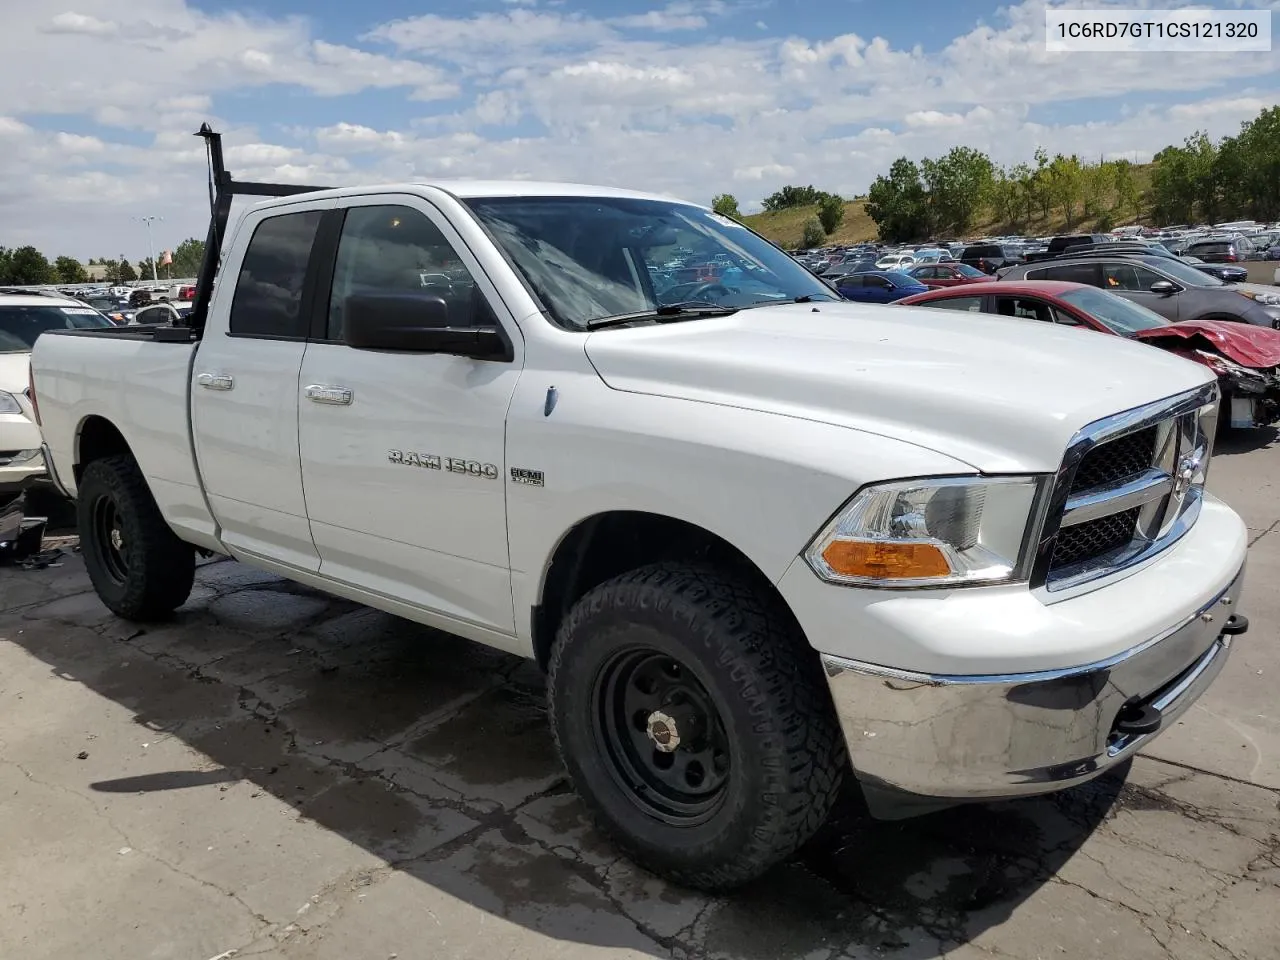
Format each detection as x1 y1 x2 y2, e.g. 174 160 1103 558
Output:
584 302 1213 473
0 352 30 394
1133 319 1280 368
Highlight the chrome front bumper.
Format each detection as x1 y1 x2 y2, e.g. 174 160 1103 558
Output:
822 564 1246 816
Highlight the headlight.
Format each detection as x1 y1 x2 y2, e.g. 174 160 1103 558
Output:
805 476 1045 587
0 391 22 415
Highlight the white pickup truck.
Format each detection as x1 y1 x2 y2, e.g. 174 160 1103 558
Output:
29 141 1248 891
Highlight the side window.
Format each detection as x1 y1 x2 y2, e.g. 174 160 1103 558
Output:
915 267 937 279
1103 262 1162 291
1041 263 1101 285
837 276 862 288
922 296 983 312
229 210 322 338
1050 307 1084 326
326 205 494 341
864 275 891 289
995 297 1053 323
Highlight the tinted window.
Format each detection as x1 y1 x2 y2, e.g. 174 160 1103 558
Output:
1102 262 1164 291
1189 241 1231 256
0 304 110 352
920 296 983 312
327 205 492 341
994 296 1053 323
1031 263 1101 285
229 210 322 338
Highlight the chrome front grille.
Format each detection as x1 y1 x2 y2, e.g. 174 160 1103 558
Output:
1034 383 1219 595
1068 427 1157 494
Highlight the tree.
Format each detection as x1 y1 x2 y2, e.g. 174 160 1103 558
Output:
865 158 930 242
116 256 137 282
919 147 993 236
54 256 89 285
990 166 1023 229
170 238 206 278
1047 154 1084 227
1112 160 1139 217
711 194 741 219
817 194 844 235
1080 162 1114 220
1031 147 1053 221
0 246 55 285
800 218 826 248
138 258 158 281
761 184 828 211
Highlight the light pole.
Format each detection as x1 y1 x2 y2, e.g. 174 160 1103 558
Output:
135 215 163 283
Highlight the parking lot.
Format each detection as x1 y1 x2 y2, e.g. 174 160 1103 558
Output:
0 432 1276 960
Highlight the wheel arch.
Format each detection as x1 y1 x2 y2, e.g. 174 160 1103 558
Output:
74 415 134 483
531 510 799 670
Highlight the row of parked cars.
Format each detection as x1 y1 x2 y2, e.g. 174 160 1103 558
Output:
803 241 1280 434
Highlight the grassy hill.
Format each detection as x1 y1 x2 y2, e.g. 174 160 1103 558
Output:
743 163 1157 248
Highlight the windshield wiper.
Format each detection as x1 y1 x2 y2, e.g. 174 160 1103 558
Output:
586 303 740 330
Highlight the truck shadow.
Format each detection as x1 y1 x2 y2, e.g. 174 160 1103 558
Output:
5 556 1125 959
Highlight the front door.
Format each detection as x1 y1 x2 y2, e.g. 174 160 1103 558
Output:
192 202 332 570
297 196 523 634
1101 261 1181 321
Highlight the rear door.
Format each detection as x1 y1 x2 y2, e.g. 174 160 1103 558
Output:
191 200 334 570
296 196 524 635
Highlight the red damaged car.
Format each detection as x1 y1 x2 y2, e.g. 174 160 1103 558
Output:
898 280 1280 430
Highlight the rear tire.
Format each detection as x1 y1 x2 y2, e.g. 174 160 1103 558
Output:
77 455 195 620
548 562 847 891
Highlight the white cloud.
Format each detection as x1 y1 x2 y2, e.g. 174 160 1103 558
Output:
44 12 119 36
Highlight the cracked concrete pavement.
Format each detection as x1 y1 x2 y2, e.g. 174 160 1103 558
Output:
1 430 1277 960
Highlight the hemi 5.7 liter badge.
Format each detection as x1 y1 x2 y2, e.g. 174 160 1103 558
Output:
510 468 545 487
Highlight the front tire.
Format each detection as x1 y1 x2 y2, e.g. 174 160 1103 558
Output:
77 455 195 620
548 562 846 891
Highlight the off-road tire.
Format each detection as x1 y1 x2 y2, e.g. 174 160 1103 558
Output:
548 562 847 891
77 454 195 620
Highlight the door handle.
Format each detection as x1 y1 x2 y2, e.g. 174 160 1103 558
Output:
305 384 353 406
197 373 234 391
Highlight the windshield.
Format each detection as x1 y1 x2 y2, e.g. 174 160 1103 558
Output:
463 196 837 329
1152 257 1223 287
1059 287 1170 334
0 304 111 352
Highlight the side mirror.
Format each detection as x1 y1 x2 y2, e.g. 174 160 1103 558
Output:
1149 280 1177 295
343 292 508 360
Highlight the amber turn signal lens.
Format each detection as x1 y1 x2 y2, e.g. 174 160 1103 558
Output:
821 540 952 580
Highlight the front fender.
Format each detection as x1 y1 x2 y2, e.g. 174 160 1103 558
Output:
503 369 973 643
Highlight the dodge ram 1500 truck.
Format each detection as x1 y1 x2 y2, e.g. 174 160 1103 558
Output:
29 131 1249 892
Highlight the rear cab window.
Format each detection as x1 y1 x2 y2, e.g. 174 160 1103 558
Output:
228 210 324 339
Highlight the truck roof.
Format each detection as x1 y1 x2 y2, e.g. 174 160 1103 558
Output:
246 180 690 212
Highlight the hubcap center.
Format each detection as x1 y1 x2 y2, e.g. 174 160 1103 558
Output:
110 528 123 550
645 710 681 753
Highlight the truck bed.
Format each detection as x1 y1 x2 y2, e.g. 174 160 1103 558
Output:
30 330 216 545
45 323 197 343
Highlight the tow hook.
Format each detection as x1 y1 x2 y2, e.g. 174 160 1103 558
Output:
1221 614 1249 636
1114 702 1163 737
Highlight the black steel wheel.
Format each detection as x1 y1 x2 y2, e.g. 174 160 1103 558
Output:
548 562 847 891
594 648 732 825
77 454 195 621
90 492 129 585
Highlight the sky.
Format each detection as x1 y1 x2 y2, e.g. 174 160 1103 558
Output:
1 0 1278 260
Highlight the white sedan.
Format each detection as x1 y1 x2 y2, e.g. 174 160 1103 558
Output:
875 252 916 270
1 293 113 495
